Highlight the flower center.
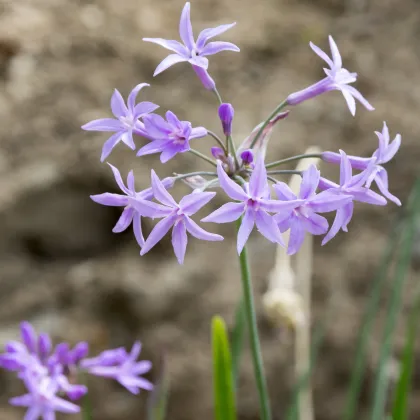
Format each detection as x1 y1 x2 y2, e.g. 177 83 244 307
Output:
119 116 135 129
246 198 260 211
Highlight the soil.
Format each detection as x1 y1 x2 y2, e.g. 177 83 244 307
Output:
0 0 420 419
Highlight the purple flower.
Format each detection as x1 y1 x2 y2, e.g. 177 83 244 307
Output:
82 84 159 162
273 165 352 255
10 374 80 420
81 342 153 395
287 36 374 116
90 163 175 247
218 103 234 136
131 171 223 264
137 111 207 163
202 157 302 254
240 149 254 166
143 2 239 76
318 150 387 245
322 122 401 205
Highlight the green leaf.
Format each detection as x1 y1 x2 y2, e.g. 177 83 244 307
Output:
212 316 237 420
147 352 170 420
231 298 246 387
391 291 420 420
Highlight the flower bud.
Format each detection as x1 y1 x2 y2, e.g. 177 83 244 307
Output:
240 149 254 166
211 146 225 160
218 103 234 136
192 65 216 90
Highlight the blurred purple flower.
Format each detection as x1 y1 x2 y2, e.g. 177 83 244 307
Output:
273 165 352 255
90 163 175 247
81 342 153 395
287 36 374 116
131 170 223 264
318 150 387 245
143 2 239 76
202 157 302 254
82 84 159 161
137 111 207 163
322 122 401 205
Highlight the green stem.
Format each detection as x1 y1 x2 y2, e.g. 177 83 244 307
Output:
267 170 302 176
174 171 218 180
231 297 246 387
213 88 223 105
208 130 227 152
265 153 323 169
236 220 272 420
228 135 240 169
189 149 217 167
250 99 288 149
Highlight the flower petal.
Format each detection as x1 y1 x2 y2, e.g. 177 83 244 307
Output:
127 170 135 192
287 215 306 255
190 126 208 139
299 164 320 199
341 87 357 116
153 54 188 76
382 134 401 164
20 322 37 353
126 83 148 112
101 132 124 162
161 146 183 163
188 55 209 69
344 85 374 112
121 131 136 150
201 202 244 223
299 211 329 235
196 23 237 49
237 207 255 254
179 191 216 215
339 149 352 186
273 182 297 201
328 35 342 69
184 216 223 241
350 187 387 206
216 161 248 201
249 155 267 198
90 193 128 207
255 210 284 246
106 163 129 194
151 170 178 207
172 220 188 264
309 41 334 68
132 213 145 247
136 140 169 157
179 2 194 51
309 190 352 213
111 89 128 118
129 198 172 218
112 207 134 233
260 198 303 213
133 101 159 119
322 204 353 245
374 169 401 206
82 118 121 132
140 215 177 256
142 38 189 56
199 41 240 56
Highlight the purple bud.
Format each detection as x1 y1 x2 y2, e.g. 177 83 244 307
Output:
192 65 216 90
38 333 52 360
20 322 37 353
218 103 234 136
70 342 89 364
54 342 70 364
211 147 225 160
240 149 254 165
67 384 88 401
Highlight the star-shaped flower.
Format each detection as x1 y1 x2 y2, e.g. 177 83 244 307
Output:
137 111 207 163
287 35 374 116
82 84 159 161
202 157 302 254
90 164 174 247
130 171 223 264
143 2 239 76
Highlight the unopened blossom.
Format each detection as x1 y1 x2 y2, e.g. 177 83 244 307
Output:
318 150 387 244
322 122 401 205
202 157 302 254
143 2 239 76
273 165 352 255
82 84 159 161
90 163 175 247
81 342 153 395
287 36 374 116
130 170 223 264
137 111 207 163
218 103 234 136
240 149 254 167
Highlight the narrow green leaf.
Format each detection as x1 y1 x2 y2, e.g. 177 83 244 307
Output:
81 374 93 420
391 291 420 420
212 316 237 420
231 297 246 387
147 352 170 420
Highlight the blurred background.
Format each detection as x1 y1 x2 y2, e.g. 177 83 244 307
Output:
0 0 419 418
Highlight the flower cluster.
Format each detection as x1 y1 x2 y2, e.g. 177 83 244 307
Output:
84 2 401 262
0 322 152 419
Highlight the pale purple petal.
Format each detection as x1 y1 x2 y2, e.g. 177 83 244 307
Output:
23 406 41 420
339 150 352 185
132 360 152 375
184 216 224 241
179 2 194 51
287 215 306 255
133 102 159 119
196 23 237 49
143 113 172 136
321 151 342 165
179 191 216 215
90 193 129 207
309 41 333 68
260 198 303 213
121 131 136 150
255 210 284 246
111 89 128 118
140 215 177 256
328 35 342 69
340 87 356 116
126 83 149 112
273 182 297 201
151 170 178 207
172 221 188 264
10 394 33 407
188 55 209 69
350 187 387 206
344 85 374 111
200 41 240 56
382 134 401 163
107 163 130 194
375 169 401 206
161 147 182 163
112 207 134 233
101 132 124 162
190 126 208 139
217 161 248 201
82 118 122 132
299 211 329 235
201 202 245 223
153 54 188 76
309 190 352 213
249 156 267 198
136 140 168 157
299 165 320 199
142 38 189 56
237 208 255 254
132 213 145 247
120 376 154 394
50 396 82 413
165 110 181 129
20 322 36 353
129 198 172 218
322 204 353 245
127 171 135 192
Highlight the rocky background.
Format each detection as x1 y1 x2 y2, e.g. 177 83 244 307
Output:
0 0 420 419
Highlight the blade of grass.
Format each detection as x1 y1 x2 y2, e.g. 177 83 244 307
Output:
81 374 93 420
212 316 237 420
391 291 420 420
370 178 420 420
231 297 246 387
147 352 170 420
